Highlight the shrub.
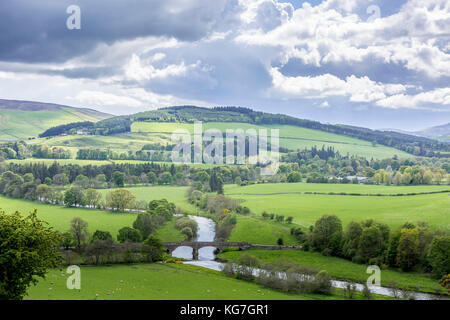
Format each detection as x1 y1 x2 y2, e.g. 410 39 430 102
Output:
181 227 194 240
362 284 372 300
313 270 333 295
141 235 164 262
117 227 142 243
343 282 357 299
234 254 259 281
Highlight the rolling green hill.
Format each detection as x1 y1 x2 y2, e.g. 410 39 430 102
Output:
43 105 448 158
0 99 112 141
132 121 412 159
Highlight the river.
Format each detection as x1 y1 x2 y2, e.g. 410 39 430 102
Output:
171 215 446 300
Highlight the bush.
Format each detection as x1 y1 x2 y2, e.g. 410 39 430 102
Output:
343 282 357 299
221 261 235 277
234 254 259 281
362 284 372 300
92 230 113 242
313 270 333 295
181 227 194 240
141 235 164 262
117 227 142 243
174 217 198 235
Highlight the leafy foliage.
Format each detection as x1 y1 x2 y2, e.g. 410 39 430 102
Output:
0 209 62 300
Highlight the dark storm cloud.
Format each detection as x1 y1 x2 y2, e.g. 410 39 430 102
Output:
0 0 240 63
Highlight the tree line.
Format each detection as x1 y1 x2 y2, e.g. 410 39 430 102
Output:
291 215 450 281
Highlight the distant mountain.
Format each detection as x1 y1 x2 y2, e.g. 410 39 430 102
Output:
0 99 113 141
414 123 450 140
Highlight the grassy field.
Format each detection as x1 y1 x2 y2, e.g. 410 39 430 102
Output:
0 107 108 141
225 182 450 195
0 195 183 242
224 183 450 231
132 121 412 159
25 263 392 300
38 132 167 152
218 250 445 294
231 216 298 245
97 185 197 213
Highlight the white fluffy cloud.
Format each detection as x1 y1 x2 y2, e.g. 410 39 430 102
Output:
236 0 450 76
124 54 199 82
269 68 407 103
376 88 450 110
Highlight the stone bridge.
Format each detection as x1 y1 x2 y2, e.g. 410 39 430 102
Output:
164 241 252 260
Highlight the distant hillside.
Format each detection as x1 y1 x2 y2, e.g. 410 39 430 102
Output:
0 99 112 141
414 123 450 141
42 105 450 157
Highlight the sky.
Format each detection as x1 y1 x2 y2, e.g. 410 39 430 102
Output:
0 0 449 131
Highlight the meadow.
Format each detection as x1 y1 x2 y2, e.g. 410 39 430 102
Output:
25 263 392 300
231 216 298 245
225 182 450 195
218 250 445 294
132 121 412 159
0 195 183 242
39 132 166 152
224 183 450 231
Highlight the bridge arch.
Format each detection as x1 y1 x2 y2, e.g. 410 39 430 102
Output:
164 241 252 260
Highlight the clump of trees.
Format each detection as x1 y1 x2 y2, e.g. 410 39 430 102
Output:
223 255 333 296
59 200 176 266
300 214 450 279
174 216 198 240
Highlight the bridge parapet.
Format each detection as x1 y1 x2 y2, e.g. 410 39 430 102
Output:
164 241 251 252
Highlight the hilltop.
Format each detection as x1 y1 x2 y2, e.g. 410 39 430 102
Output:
0 99 112 141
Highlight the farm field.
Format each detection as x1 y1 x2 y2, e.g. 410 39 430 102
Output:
132 122 412 159
218 250 445 294
97 185 196 212
226 190 450 231
0 196 182 242
25 263 391 300
38 132 165 152
230 216 298 245
225 182 450 195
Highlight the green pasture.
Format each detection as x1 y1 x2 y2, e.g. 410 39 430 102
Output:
25 263 392 300
225 182 450 195
97 185 197 213
230 216 298 245
227 191 450 231
0 195 182 241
